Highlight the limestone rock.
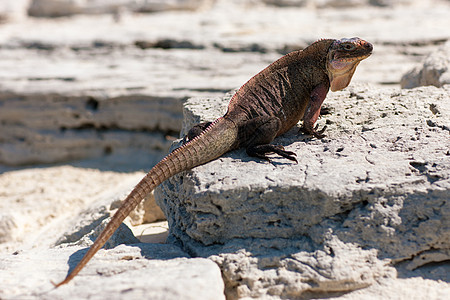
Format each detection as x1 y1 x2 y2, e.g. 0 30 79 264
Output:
1 1 450 298
0 0 29 21
0 165 164 251
0 166 143 249
0 92 181 166
339 277 450 299
211 237 394 299
158 84 450 255
28 0 211 17
0 166 223 300
265 0 427 8
401 40 450 88
0 213 19 244
262 0 309 7
313 0 368 8
137 0 214 12
0 244 225 300
156 83 450 297
55 213 141 250
128 192 166 226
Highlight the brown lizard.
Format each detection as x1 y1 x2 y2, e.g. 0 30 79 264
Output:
54 37 372 287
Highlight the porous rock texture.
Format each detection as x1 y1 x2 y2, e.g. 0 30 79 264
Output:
0 166 225 299
1 0 450 299
156 83 450 298
0 244 224 300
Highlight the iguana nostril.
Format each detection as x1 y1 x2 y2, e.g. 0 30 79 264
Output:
364 41 373 51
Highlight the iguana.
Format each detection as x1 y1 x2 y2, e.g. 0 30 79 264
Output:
54 37 372 287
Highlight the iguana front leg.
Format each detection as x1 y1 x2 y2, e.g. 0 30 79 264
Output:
300 83 329 138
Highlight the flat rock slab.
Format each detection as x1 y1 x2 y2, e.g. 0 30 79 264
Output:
0 244 224 300
0 166 142 249
0 166 224 299
156 83 450 298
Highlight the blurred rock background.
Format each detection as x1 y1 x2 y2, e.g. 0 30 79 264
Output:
0 1 449 299
1 0 448 171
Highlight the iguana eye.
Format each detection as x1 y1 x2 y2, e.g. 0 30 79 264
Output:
342 43 355 51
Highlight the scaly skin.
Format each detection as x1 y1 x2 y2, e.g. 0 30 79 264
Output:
54 37 372 287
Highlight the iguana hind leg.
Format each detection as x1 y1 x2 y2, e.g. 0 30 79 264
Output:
183 121 213 143
239 116 297 163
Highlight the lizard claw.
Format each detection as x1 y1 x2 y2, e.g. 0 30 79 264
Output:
268 145 297 163
300 124 327 139
247 144 298 164
315 124 327 136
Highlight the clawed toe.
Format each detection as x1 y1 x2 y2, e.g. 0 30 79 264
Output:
278 150 298 163
247 144 298 163
300 124 327 139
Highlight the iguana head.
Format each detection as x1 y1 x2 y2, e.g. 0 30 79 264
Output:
326 37 373 92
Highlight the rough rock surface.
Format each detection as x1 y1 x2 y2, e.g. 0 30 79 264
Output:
0 244 224 300
0 166 140 248
0 93 180 167
401 40 450 89
1 0 450 299
156 84 450 298
0 166 225 299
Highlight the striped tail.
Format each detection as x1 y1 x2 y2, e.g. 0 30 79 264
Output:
53 117 237 287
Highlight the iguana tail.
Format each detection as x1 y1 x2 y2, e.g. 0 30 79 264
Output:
54 117 237 287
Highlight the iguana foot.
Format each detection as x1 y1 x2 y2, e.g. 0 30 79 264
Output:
300 124 327 139
247 144 297 163
182 121 213 144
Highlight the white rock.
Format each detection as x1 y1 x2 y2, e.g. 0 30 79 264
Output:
0 166 223 299
156 83 450 298
27 0 211 17
0 166 145 250
0 244 225 300
211 237 395 299
1 1 450 298
0 92 179 166
401 40 450 88
128 191 166 226
339 277 450 300
0 213 19 243
0 0 29 21
262 0 309 7
313 0 368 8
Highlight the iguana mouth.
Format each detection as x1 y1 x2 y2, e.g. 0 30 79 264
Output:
335 52 371 61
333 49 372 62
341 51 370 59
330 53 371 69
